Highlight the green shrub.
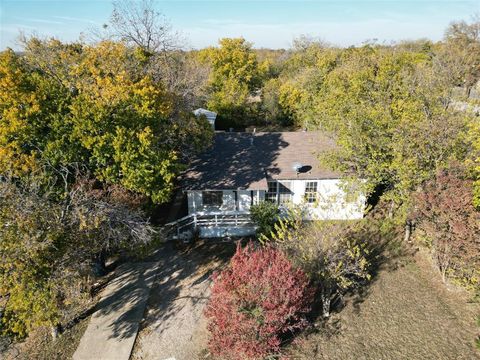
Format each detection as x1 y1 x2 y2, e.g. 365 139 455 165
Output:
250 201 280 238
276 221 372 317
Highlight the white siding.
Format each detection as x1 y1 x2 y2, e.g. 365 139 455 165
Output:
299 179 365 220
200 226 257 238
262 178 364 220
188 190 237 213
187 179 365 221
237 190 252 212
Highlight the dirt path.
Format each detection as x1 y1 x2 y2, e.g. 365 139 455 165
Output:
131 240 237 360
290 250 480 360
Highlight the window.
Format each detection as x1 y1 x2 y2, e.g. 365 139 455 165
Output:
304 181 318 203
265 181 277 203
202 191 223 206
265 181 293 204
278 181 292 204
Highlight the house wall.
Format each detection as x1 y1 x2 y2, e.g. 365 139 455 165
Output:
187 190 236 213
237 190 251 211
182 180 364 238
187 189 265 214
289 179 365 220
187 179 364 221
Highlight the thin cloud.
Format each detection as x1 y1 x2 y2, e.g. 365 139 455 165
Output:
52 16 99 25
201 18 245 26
2 24 37 35
12 16 64 25
184 17 448 49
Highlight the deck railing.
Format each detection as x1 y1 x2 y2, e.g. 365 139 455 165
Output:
163 211 253 239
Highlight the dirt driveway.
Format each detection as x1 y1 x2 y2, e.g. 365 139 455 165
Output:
131 240 237 360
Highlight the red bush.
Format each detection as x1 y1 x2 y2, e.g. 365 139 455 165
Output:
414 164 480 286
205 242 313 359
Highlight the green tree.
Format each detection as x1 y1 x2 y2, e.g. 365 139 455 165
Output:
438 17 480 97
0 39 213 203
269 217 371 318
471 119 480 208
309 46 470 211
0 176 154 337
200 38 263 127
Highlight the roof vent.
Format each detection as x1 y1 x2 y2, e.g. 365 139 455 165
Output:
292 162 303 173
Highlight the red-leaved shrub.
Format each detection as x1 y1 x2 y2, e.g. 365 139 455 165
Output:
414 165 480 289
205 242 313 359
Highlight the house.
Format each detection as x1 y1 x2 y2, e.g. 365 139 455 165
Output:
193 108 217 129
169 131 366 239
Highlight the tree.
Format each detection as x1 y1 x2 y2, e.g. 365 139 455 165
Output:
109 0 180 54
414 164 480 289
439 16 480 96
0 174 154 337
471 118 480 208
205 243 312 359
308 46 470 212
0 49 40 177
271 220 371 317
199 38 263 128
259 78 293 126
262 40 339 129
0 39 213 203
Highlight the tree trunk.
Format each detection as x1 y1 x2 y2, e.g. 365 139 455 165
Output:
441 266 447 283
92 249 107 276
50 323 62 339
388 201 395 219
321 293 331 318
404 220 413 242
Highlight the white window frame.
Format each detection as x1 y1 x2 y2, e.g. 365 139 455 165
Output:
304 181 318 204
265 180 293 205
278 181 293 204
202 191 223 207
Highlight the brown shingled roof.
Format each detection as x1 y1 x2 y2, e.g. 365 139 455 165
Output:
181 131 340 190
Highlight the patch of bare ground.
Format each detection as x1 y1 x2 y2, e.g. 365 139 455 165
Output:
288 248 480 360
131 239 239 360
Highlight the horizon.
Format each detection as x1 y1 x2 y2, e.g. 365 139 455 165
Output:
0 1 479 50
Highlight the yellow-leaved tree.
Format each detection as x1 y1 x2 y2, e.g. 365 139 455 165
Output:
199 38 264 128
0 39 213 203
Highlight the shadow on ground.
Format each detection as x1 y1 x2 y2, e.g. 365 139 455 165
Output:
140 239 237 332
130 239 243 360
285 225 480 360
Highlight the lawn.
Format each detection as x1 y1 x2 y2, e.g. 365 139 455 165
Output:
287 249 480 360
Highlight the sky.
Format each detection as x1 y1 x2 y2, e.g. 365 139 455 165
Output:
0 0 479 50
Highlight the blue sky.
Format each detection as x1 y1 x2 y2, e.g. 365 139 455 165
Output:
1 1 479 50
